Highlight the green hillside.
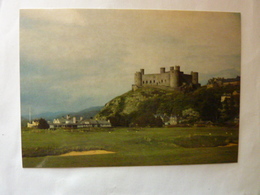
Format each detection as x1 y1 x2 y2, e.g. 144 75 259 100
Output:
95 85 240 127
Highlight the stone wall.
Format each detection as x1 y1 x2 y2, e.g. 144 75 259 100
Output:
133 66 199 91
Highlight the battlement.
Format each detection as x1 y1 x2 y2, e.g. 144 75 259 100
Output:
132 66 200 91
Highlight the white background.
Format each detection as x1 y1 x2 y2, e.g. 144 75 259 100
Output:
0 0 259 194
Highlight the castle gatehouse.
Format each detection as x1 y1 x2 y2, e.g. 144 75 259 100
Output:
132 66 200 91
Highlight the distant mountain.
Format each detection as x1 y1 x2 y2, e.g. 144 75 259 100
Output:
22 106 103 121
22 111 68 121
66 106 103 119
22 106 104 122
216 68 240 78
200 68 240 85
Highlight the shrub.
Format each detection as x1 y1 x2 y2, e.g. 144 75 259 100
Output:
38 118 49 129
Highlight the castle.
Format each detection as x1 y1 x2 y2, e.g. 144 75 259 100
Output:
132 66 200 91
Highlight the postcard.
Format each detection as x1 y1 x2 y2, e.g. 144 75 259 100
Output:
20 9 240 167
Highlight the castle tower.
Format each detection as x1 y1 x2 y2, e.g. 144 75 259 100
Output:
170 65 180 88
140 69 144 75
191 71 199 85
160 67 165 73
134 71 142 86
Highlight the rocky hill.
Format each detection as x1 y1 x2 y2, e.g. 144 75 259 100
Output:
95 87 180 122
96 88 157 118
95 85 240 127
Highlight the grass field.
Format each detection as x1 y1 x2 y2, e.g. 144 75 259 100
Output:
21 127 239 168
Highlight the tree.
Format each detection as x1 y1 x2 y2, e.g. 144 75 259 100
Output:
192 87 222 122
171 93 192 116
182 108 200 124
37 118 50 129
133 112 163 127
108 113 129 127
154 116 164 127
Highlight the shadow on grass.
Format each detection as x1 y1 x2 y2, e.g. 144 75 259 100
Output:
173 135 238 148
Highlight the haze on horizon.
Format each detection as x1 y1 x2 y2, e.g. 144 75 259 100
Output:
20 9 241 116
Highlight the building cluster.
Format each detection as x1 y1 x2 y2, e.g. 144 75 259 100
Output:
221 91 240 103
50 115 111 128
154 114 178 126
27 119 40 128
27 115 111 129
207 76 240 88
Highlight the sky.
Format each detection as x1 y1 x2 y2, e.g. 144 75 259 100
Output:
20 9 241 116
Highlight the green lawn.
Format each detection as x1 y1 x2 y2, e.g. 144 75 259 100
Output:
21 127 239 168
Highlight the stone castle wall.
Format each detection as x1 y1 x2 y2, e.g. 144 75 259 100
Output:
132 66 199 91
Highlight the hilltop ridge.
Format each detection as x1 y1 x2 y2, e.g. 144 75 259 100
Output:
95 84 240 127
95 87 173 120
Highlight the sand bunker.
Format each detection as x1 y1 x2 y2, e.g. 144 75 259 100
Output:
59 150 115 156
218 143 238 147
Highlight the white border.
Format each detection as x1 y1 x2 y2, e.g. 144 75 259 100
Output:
0 0 259 194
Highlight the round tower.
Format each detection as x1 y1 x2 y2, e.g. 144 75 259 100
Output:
170 66 180 88
134 71 142 86
140 69 144 75
191 72 199 85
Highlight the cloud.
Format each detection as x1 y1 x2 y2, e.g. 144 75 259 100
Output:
20 9 241 115
20 9 87 27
